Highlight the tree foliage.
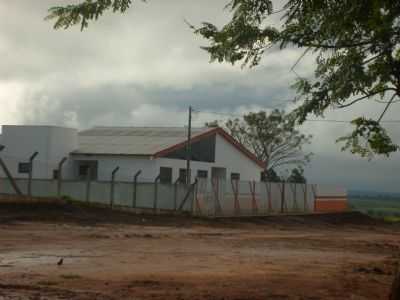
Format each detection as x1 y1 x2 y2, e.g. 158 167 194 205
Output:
194 0 400 158
262 168 282 182
223 110 312 171
286 167 306 183
46 0 137 30
46 0 400 157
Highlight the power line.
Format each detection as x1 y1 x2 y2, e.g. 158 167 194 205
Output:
193 108 400 124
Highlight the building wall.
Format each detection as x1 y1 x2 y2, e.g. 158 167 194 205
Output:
0 126 263 183
0 126 77 179
71 154 158 182
71 136 263 183
214 134 262 181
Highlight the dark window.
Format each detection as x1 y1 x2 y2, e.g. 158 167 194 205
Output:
18 162 30 174
78 161 98 180
197 170 208 179
178 168 188 184
53 170 59 180
159 167 172 184
230 173 240 181
79 165 89 177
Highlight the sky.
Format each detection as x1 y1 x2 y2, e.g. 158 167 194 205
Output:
0 0 399 193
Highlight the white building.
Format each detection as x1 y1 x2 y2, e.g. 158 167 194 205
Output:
0 125 264 183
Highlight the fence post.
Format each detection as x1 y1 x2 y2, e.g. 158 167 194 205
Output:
0 146 22 196
190 178 198 214
281 182 285 213
312 184 317 212
249 180 258 215
86 166 92 203
265 182 272 213
231 180 240 216
110 166 120 208
57 157 67 199
173 177 181 211
292 183 298 211
153 174 161 212
303 184 308 212
177 179 198 212
132 170 142 208
212 177 221 216
27 151 39 198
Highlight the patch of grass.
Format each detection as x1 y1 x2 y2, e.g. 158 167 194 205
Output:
349 197 400 219
384 216 400 223
60 274 82 280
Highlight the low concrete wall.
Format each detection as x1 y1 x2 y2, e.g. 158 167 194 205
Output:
0 177 347 217
315 197 348 212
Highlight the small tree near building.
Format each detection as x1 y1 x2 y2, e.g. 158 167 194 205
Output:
225 110 312 174
286 167 307 184
261 168 281 182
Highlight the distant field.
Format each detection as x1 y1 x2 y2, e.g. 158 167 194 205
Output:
349 197 400 222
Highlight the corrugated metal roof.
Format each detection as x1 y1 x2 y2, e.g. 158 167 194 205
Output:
74 127 214 156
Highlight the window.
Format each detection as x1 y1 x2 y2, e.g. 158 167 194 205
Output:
197 170 208 179
178 168 190 184
230 173 240 181
79 165 89 178
18 162 30 174
159 167 172 184
77 161 98 180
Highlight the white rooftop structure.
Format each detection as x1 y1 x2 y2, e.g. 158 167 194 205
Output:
75 127 213 156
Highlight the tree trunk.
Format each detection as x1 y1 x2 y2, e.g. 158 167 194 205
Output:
391 267 400 300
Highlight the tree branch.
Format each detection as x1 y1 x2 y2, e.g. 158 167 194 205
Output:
378 93 398 122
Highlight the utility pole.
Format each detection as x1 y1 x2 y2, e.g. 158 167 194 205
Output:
186 106 192 185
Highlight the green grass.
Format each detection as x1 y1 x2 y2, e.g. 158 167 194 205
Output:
383 216 400 223
349 197 400 222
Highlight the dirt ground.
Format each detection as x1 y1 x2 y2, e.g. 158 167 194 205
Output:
0 202 399 300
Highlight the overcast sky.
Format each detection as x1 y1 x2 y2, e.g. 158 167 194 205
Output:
0 0 399 193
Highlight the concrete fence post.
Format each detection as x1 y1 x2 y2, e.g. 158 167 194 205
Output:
212 177 221 216
190 178 198 214
110 166 120 208
311 184 317 212
231 180 240 216
265 182 272 213
173 177 181 211
27 151 39 198
57 157 67 199
303 184 308 212
153 174 161 212
0 146 22 196
292 183 298 211
132 170 142 208
281 182 286 214
249 180 257 215
86 166 92 203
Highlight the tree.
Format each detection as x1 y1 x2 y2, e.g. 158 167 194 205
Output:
224 110 312 172
193 0 400 158
286 167 306 184
262 168 281 182
46 0 400 158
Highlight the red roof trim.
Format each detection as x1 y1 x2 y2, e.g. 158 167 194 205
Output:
154 127 265 169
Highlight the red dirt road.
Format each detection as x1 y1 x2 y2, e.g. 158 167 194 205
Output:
0 204 399 299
